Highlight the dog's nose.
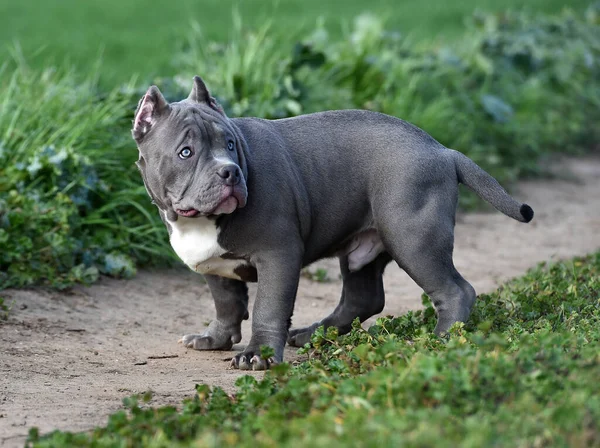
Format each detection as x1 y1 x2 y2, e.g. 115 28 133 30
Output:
217 165 241 186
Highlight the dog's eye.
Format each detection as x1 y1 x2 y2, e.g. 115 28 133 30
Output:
227 141 234 151
179 147 193 159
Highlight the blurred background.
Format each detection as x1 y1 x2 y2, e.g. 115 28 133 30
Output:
1 0 591 83
0 0 598 290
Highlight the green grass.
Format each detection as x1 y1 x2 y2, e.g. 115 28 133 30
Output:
0 296 13 319
28 252 600 447
0 66 172 289
0 0 589 85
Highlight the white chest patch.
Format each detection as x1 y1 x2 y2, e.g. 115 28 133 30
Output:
167 216 245 280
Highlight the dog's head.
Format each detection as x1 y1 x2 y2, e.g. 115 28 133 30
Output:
132 76 248 221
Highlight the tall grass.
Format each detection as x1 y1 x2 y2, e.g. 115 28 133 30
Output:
0 0 590 85
0 63 172 289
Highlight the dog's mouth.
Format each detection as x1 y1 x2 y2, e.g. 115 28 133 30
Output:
176 208 200 217
209 185 246 215
210 196 238 215
174 185 246 218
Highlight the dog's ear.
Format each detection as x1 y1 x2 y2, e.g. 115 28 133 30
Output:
188 76 225 115
132 86 170 142
188 75 211 104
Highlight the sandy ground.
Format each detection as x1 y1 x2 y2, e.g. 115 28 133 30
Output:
1 156 599 447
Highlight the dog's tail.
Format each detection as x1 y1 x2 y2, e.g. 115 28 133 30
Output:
452 150 534 223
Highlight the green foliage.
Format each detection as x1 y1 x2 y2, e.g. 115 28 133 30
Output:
0 296 13 319
302 267 331 283
0 0 590 85
0 66 173 289
2 6 599 289
172 6 600 186
28 253 600 446
259 345 276 360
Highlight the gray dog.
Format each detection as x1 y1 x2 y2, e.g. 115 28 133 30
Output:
132 76 533 370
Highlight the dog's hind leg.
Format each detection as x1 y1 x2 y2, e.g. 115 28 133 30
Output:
377 203 477 335
179 275 249 350
287 252 392 347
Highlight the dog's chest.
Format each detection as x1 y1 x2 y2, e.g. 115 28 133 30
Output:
167 217 251 281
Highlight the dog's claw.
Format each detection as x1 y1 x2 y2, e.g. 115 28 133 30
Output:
250 355 265 371
179 332 234 351
250 355 277 370
238 355 252 370
230 352 278 370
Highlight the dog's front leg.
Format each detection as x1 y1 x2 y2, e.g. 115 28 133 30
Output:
179 275 249 350
231 251 302 371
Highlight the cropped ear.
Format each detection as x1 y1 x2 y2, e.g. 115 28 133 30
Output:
188 75 225 115
188 75 211 104
132 86 170 141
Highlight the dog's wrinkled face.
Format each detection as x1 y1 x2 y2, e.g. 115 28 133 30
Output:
132 76 248 221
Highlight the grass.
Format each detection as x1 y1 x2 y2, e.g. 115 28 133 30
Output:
0 0 590 85
27 252 600 446
0 65 172 289
0 296 13 319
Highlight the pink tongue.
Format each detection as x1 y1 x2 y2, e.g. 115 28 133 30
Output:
178 209 199 217
212 196 238 215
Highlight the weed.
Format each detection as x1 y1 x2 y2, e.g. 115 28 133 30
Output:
0 296 13 319
302 267 330 283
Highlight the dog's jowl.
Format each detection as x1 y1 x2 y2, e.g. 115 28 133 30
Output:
132 76 534 371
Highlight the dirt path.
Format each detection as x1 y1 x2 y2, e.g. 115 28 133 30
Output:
1 156 599 447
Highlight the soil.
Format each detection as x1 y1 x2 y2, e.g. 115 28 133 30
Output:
1 156 599 447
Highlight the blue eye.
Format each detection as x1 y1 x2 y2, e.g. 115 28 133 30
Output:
227 141 234 151
179 147 192 159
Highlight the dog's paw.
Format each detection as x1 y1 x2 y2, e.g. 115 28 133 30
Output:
179 321 242 351
178 333 233 350
287 323 320 347
230 350 279 371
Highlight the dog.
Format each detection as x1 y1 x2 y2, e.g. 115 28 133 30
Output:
131 76 533 370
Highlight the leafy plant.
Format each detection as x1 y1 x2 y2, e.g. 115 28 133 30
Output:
27 252 600 446
0 64 174 289
0 296 13 319
301 267 330 283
